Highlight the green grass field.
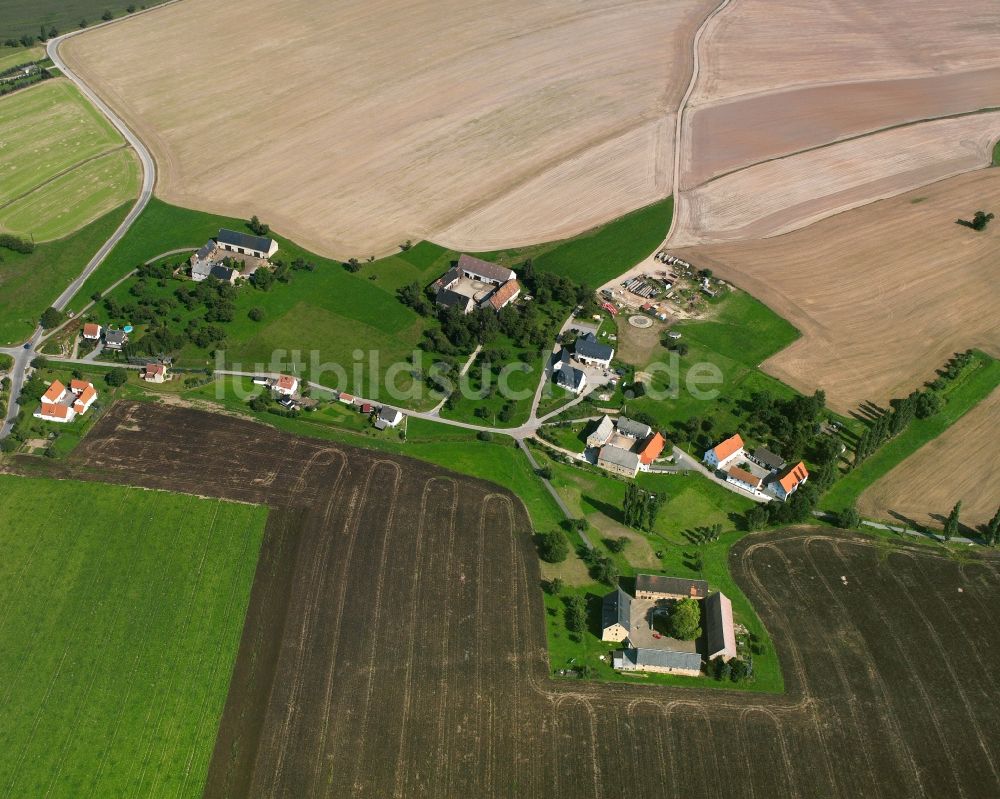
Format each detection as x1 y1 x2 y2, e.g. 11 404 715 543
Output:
0 44 43 70
0 474 267 797
469 197 673 287
993 138 1000 167
0 202 129 344
0 2 168 39
822 351 1000 513
0 79 139 240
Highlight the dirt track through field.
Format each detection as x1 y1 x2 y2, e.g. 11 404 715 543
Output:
54 402 1000 797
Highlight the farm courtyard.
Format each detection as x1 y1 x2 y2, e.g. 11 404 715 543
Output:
16 400 996 798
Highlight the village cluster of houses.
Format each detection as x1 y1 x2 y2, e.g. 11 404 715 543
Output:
82 322 128 351
583 414 666 478
704 433 808 501
432 254 521 314
33 379 98 423
602 574 736 676
553 331 615 395
190 229 279 284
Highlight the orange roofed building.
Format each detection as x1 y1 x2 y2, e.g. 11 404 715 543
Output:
774 461 809 501
638 432 665 466
703 433 744 470
34 380 98 423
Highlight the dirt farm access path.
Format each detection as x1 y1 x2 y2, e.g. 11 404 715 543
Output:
40 402 1000 798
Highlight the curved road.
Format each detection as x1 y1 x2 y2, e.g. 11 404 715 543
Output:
0 22 157 438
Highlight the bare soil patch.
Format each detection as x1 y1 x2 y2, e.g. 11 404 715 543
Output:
616 316 667 367
684 67 1000 188
55 402 1000 796
859 388 1000 531
673 112 1000 246
679 169 1000 412
60 0 713 258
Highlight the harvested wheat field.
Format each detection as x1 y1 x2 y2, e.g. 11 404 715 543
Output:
59 0 714 258
860 388 1000 531
683 67 1000 189
690 0 1000 106
678 169 1000 413
672 112 1000 246
43 401 1000 797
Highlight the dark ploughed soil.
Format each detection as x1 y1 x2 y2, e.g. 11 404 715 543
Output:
49 401 1000 798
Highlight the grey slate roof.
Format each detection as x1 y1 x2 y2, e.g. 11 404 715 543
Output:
616 417 652 440
574 332 614 362
435 287 473 311
456 253 515 284
602 587 631 632
433 266 462 290
378 406 402 424
587 415 615 446
554 349 586 391
635 574 708 598
217 228 274 253
194 241 216 260
752 447 786 471
598 445 640 471
209 265 236 281
631 648 703 671
104 329 127 346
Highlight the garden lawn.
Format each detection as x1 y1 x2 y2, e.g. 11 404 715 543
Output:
822 351 1000 512
0 474 267 797
0 202 129 344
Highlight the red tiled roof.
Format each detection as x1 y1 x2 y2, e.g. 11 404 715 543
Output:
489 279 520 310
276 374 297 390
639 432 665 465
726 465 761 488
42 380 66 403
40 402 70 419
712 433 744 461
70 379 90 393
778 461 809 494
144 363 165 377
75 384 96 406
82 323 101 337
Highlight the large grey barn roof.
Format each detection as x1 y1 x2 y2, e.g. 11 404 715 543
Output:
435 288 471 310
628 648 703 671
456 253 515 284
574 332 614 362
602 587 631 632
598 445 639 470
752 447 786 471
635 574 708 598
217 228 274 252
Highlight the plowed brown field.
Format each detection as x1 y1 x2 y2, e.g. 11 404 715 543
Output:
860 388 1000 531
679 169 1000 412
53 401 1000 797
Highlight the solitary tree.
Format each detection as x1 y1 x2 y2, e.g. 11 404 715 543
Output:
837 505 861 530
104 367 128 387
547 577 564 596
668 597 702 640
564 595 586 634
101 9 113 21
537 529 569 563
39 307 64 329
943 501 962 541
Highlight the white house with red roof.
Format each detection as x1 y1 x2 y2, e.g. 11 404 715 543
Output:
82 322 102 340
703 433 745 470
142 363 168 383
273 374 298 396
33 379 98 423
773 461 809 501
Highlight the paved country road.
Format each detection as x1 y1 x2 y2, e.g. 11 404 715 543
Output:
0 16 159 439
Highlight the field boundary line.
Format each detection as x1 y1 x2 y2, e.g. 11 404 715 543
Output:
0 144 130 212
